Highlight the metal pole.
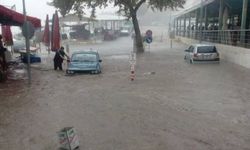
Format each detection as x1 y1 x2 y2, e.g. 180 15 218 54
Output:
240 0 248 45
176 18 178 36
204 6 208 30
195 10 199 39
22 0 31 85
184 14 186 37
188 12 191 38
199 0 204 43
219 0 224 30
169 11 172 31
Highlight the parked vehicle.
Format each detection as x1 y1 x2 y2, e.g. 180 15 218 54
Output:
120 27 131 36
184 44 220 63
103 30 117 41
66 51 102 74
13 39 25 53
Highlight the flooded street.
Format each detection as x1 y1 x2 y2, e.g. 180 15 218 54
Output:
1 35 250 150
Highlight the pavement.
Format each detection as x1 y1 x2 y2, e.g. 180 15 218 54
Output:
0 34 250 150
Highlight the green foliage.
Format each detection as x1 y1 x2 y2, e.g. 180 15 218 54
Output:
47 0 75 17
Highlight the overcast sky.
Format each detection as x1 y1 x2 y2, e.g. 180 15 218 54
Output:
1 0 119 24
1 0 196 27
1 0 196 18
1 0 55 21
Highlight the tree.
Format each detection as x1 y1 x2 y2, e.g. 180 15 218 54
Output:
49 0 185 53
47 0 75 17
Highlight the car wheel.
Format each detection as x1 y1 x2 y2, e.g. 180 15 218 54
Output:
66 70 70 74
97 65 101 74
66 70 74 74
184 55 187 60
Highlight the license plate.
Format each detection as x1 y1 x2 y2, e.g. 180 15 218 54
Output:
202 55 209 60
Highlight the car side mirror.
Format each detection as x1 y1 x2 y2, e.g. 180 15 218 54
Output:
185 49 190 52
99 59 102 62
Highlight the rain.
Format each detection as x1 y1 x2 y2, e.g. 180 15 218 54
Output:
1 0 250 150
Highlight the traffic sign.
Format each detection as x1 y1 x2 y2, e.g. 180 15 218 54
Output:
145 36 153 44
22 21 35 39
146 30 153 37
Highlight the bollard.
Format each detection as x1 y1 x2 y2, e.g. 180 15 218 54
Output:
129 52 136 81
130 64 135 81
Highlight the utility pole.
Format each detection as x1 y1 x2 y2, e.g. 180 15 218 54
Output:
22 0 31 85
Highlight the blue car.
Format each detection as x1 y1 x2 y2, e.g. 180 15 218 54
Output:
66 51 102 74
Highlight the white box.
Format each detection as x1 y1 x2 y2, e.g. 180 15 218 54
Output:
58 127 80 150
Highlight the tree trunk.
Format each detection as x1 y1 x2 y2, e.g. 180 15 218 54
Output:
131 11 144 53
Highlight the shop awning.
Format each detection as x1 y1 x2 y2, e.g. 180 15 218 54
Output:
0 5 41 28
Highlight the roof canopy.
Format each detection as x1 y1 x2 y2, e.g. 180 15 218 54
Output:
0 5 41 28
174 0 215 18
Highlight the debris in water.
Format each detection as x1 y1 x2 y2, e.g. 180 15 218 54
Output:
143 72 156 75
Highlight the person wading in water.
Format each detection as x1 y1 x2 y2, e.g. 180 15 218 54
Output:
53 46 69 71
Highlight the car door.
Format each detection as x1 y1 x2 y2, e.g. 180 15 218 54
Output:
186 46 194 60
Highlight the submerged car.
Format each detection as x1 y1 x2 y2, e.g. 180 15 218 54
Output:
184 44 220 63
66 51 102 74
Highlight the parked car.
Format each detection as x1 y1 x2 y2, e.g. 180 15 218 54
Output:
103 30 117 41
184 44 220 63
120 27 131 36
13 39 25 53
66 51 102 74
21 53 41 64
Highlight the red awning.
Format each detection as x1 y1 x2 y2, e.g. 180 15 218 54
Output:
0 5 41 28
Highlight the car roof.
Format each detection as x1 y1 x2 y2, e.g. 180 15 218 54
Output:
192 44 215 47
72 51 99 55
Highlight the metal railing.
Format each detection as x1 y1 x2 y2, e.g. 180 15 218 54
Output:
176 29 250 48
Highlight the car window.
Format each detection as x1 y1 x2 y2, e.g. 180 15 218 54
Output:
197 46 217 53
72 53 97 62
189 46 194 52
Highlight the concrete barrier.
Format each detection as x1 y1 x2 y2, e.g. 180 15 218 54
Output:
176 36 250 69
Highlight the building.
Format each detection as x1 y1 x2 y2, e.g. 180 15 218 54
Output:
173 0 250 48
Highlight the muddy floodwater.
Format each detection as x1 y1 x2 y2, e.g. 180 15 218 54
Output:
1 31 250 150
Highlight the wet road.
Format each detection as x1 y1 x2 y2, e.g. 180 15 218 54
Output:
68 36 133 56
1 34 250 150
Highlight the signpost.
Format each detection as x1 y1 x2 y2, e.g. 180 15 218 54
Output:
22 22 35 39
145 36 153 44
22 0 32 85
169 30 175 48
145 30 153 51
146 30 153 37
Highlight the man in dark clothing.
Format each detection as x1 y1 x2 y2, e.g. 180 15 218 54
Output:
53 46 69 70
0 35 7 71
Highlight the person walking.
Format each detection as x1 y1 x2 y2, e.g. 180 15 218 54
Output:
53 46 69 71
